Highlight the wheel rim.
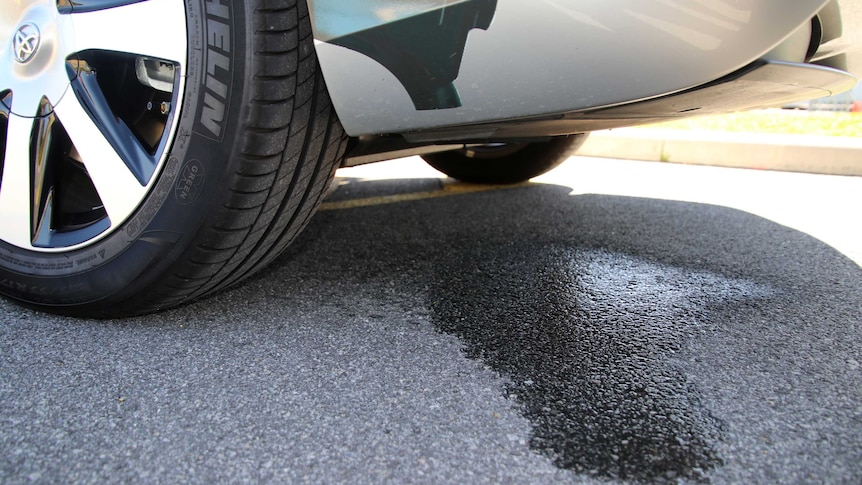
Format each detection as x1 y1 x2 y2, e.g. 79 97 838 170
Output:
0 0 187 252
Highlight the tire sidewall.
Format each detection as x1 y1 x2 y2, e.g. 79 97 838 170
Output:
0 0 250 310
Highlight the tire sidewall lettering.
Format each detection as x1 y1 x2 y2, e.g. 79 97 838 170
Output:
193 0 234 142
174 159 207 205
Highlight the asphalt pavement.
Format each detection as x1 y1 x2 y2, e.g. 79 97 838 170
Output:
1 157 860 483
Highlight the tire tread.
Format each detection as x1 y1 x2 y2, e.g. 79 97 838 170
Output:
135 1 347 314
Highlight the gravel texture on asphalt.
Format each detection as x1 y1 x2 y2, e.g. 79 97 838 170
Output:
1 158 860 483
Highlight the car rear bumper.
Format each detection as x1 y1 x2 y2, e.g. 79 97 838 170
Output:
311 0 843 137
399 60 857 143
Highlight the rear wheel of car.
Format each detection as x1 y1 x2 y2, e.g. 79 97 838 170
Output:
0 0 348 317
421 134 588 184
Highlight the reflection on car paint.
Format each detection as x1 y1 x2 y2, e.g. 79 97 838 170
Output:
308 0 497 110
312 1 847 137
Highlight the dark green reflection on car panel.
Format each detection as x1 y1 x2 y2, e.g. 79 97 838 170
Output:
310 0 497 110
0 91 10 185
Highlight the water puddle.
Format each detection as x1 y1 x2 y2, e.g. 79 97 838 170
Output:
429 246 770 482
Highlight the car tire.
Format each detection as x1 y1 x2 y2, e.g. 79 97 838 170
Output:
421 134 588 184
0 0 347 317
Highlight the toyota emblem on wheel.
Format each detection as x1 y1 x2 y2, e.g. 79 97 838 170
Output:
13 23 40 64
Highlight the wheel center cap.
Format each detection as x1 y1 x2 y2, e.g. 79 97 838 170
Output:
13 22 41 64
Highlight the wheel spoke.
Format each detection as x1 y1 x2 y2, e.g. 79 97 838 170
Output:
0 91 9 171
30 100 57 246
53 85 149 227
2 69 62 122
57 0 146 14
70 0 188 63
68 65 157 184
0 115 38 249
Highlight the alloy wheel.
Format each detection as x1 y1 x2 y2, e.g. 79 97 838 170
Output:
0 0 187 251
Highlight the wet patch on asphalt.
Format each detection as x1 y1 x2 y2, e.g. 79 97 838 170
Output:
429 245 771 482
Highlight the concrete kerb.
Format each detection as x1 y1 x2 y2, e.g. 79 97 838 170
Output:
577 128 862 177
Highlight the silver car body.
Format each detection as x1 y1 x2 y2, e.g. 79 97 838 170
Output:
309 0 857 138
